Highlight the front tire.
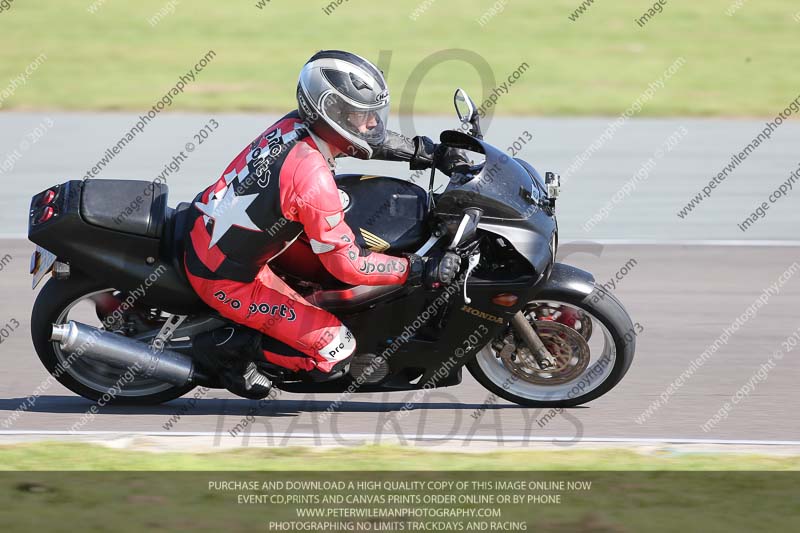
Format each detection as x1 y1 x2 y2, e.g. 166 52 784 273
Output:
467 285 636 407
31 275 194 405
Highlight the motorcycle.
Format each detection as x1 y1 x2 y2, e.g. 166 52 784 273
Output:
27 89 635 408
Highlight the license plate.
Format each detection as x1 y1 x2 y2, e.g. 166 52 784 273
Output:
30 246 57 289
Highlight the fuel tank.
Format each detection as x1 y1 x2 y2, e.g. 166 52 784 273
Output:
271 174 430 286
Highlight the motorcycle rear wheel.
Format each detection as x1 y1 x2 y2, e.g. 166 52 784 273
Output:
31 275 195 405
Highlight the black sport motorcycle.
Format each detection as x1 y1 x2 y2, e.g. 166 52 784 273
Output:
27 89 635 407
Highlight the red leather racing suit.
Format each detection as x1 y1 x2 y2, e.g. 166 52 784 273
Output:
183 111 412 376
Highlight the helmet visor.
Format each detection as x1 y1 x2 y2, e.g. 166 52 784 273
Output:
321 92 388 146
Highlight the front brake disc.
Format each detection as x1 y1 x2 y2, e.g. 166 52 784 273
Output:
499 320 591 386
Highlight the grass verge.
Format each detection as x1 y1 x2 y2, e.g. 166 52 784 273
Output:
0 1 798 116
0 442 798 470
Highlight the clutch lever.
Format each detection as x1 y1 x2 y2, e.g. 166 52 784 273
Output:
448 208 482 251
441 209 482 302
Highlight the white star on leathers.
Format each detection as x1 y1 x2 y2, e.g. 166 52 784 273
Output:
194 183 261 248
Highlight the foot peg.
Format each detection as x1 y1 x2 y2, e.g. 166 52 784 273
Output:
308 358 352 383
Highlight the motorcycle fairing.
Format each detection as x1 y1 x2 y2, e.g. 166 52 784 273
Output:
435 130 557 277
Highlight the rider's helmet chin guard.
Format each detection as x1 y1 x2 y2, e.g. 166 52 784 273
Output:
297 50 390 160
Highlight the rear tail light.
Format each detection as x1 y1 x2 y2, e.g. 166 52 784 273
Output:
38 206 55 223
39 189 56 206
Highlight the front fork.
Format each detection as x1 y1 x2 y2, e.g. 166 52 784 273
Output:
510 311 557 369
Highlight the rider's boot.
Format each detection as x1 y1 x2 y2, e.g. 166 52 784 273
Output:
192 326 273 399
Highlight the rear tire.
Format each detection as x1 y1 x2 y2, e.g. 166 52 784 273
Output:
467 284 636 407
31 275 194 405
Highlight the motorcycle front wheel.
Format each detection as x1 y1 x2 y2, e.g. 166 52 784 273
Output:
467 285 636 407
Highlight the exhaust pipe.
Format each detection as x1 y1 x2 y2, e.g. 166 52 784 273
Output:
51 321 194 386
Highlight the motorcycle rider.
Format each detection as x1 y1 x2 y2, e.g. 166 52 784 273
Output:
183 50 465 396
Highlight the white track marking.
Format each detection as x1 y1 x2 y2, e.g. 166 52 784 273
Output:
1 430 799 446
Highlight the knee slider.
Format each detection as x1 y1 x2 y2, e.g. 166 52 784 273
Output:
318 325 356 363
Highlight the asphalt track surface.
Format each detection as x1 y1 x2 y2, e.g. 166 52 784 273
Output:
2 239 799 446
1 113 799 241
0 113 798 447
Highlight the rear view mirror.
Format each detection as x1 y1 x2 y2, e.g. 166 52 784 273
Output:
454 89 477 123
453 88 483 139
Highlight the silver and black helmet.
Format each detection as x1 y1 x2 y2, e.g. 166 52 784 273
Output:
297 50 389 159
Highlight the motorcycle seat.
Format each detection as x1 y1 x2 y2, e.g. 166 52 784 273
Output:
80 179 168 238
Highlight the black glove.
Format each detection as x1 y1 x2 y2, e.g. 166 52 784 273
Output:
410 136 471 175
425 251 462 287
404 252 462 289
369 131 470 175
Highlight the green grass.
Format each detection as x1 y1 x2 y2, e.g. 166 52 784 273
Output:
0 1 797 116
0 444 798 532
0 442 798 470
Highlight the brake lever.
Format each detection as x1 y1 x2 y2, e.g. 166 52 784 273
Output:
462 252 481 304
